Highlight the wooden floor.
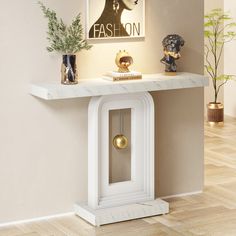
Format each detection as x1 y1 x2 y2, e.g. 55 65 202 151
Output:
2 116 236 236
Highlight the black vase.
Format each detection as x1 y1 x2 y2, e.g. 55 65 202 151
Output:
61 54 78 85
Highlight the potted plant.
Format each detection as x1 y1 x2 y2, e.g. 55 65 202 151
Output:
38 2 92 85
204 8 236 126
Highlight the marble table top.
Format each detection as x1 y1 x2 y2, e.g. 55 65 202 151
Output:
30 72 209 100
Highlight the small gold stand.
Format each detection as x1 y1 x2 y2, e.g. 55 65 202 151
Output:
165 72 177 76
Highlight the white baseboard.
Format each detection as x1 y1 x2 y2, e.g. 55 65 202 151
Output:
0 191 203 228
0 212 74 228
160 190 203 200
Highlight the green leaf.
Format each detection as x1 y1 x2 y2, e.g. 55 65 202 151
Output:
204 22 214 27
216 74 235 81
205 65 214 72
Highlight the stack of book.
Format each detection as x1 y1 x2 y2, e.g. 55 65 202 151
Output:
103 71 142 82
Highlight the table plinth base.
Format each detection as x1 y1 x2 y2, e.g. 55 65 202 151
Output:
74 199 169 226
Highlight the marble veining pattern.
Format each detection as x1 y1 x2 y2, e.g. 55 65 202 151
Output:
30 72 209 100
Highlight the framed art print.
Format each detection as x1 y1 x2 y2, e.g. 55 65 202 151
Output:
87 0 145 39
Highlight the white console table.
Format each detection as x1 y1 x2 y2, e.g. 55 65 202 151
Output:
30 72 208 226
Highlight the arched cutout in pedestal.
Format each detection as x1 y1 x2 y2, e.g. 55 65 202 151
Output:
88 92 154 209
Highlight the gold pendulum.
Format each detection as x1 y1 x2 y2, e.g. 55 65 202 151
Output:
113 110 128 149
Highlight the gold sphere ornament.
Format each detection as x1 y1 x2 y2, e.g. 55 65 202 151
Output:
115 50 133 73
113 134 128 149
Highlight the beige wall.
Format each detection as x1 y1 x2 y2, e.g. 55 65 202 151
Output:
224 0 236 117
204 0 224 111
153 88 204 197
0 0 204 223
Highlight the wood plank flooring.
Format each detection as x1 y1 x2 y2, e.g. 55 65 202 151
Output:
1 116 236 236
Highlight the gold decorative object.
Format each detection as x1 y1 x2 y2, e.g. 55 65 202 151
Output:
103 50 141 81
115 50 133 73
61 54 78 85
113 134 128 149
113 109 129 150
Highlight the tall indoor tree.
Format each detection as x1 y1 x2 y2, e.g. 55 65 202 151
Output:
204 8 236 125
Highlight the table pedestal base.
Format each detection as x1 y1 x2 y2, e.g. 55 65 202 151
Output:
75 199 169 226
